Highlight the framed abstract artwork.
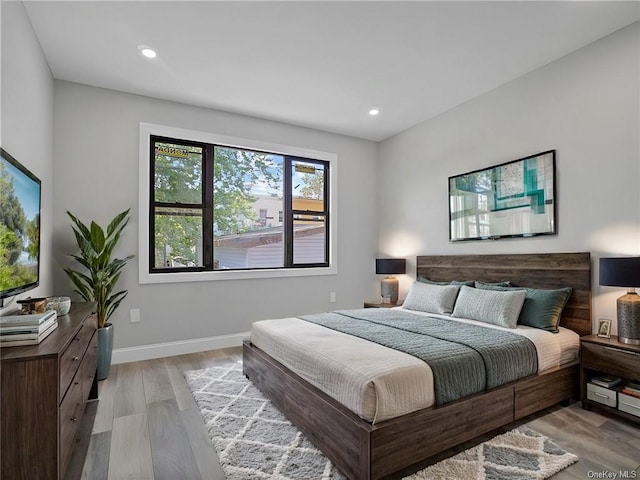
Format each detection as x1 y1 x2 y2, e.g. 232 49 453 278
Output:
449 150 556 242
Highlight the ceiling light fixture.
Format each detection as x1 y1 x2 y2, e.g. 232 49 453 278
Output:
138 45 157 59
369 108 380 116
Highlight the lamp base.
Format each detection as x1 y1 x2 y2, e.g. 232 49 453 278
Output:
381 276 399 305
617 291 640 345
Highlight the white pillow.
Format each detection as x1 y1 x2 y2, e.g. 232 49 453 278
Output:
452 285 526 329
403 282 460 315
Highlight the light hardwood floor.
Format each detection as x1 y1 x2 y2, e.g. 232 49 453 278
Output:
66 348 640 480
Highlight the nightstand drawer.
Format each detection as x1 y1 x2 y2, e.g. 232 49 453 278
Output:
618 393 640 418
586 383 617 407
581 342 640 378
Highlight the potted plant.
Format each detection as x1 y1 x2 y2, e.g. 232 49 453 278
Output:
64 209 134 380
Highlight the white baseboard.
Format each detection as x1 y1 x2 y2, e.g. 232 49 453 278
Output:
111 331 250 364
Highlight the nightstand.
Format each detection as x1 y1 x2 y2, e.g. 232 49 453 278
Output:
364 301 403 308
580 334 640 424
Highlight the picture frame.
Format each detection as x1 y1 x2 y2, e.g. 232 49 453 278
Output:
597 318 612 338
449 150 556 242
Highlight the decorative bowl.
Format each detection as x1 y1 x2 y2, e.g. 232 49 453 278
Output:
46 296 71 316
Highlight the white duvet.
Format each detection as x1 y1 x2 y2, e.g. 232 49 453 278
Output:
249 307 579 424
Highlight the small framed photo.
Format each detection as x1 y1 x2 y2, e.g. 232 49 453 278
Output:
597 318 612 338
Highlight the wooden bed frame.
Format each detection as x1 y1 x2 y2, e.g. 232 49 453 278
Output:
243 252 592 480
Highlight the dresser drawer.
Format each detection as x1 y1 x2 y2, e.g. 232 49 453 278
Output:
59 320 96 401
581 342 640 379
586 383 617 407
59 372 84 477
618 393 640 418
79 331 98 400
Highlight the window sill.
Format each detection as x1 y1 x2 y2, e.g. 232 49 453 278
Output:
139 265 337 284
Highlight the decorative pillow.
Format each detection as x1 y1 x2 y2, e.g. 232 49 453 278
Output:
418 277 475 287
474 283 572 333
403 282 461 314
452 286 526 329
474 281 513 288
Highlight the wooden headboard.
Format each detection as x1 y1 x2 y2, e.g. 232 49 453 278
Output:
416 252 592 336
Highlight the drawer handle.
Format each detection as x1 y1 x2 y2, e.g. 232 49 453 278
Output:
594 392 611 399
74 381 79 385
73 356 79 361
604 347 640 356
620 401 640 411
74 337 81 342
71 417 77 423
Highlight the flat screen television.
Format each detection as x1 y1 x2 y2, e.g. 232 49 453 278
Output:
0 147 41 306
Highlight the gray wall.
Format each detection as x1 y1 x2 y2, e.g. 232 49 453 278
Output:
0 2 54 314
52 81 378 349
5 1 638 347
377 22 640 335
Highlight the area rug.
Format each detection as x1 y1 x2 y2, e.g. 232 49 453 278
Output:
185 363 578 480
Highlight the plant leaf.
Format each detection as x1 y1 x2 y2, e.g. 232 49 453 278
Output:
65 209 133 327
67 211 91 241
106 209 130 237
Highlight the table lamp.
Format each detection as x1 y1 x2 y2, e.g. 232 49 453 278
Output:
375 258 406 305
599 256 640 345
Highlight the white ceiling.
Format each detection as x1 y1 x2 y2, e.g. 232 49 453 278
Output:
23 1 640 142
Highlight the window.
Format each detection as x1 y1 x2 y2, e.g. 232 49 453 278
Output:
149 135 330 274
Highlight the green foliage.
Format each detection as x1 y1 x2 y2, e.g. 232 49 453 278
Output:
0 224 36 290
154 213 201 267
0 162 27 238
0 226 22 265
153 145 283 266
0 162 28 266
213 147 281 236
25 214 40 260
0 163 37 291
63 209 134 328
298 172 324 200
154 147 202 204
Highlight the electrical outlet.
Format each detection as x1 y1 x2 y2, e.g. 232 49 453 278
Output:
330 292 336 303
130 308 141 323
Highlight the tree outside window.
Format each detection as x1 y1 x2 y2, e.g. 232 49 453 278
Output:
150 136 329 273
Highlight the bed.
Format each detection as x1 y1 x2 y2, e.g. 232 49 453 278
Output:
243 253 592 480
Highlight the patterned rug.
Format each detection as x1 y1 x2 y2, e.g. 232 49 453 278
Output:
185 363 578 480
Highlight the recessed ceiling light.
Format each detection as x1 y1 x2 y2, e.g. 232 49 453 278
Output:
369 108 380 116
138 45 157 59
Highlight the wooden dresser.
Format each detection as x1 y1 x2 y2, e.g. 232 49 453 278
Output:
1 302 98 479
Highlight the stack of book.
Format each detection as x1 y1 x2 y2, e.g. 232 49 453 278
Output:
0 310 58 347
590 374 622 388
622 382 640 399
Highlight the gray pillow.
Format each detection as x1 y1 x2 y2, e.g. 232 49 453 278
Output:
475 283 572 333
452 286 526 329
403 282 461 314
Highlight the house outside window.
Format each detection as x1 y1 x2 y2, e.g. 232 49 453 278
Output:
149 135 330 274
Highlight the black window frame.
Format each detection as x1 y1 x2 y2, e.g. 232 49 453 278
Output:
149 135 330 274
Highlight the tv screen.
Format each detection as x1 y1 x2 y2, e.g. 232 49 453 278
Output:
0 147 41 304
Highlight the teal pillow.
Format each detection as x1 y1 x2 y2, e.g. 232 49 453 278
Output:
450 280 476 287
473 281 512 288
418 277 475 287
475 283 572 333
